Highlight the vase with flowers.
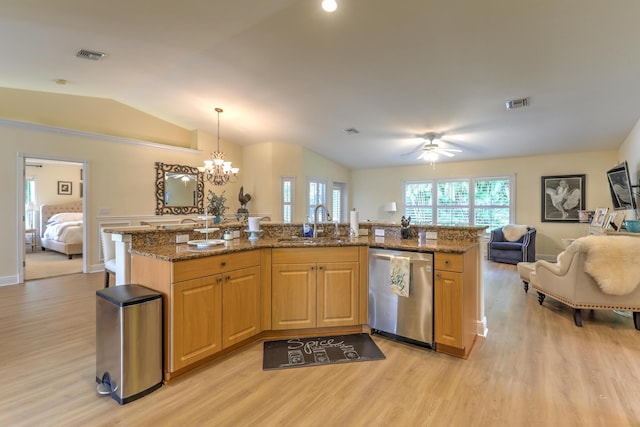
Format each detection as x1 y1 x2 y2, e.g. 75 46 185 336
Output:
207 190 228 223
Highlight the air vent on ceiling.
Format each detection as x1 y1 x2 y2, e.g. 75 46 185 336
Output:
344 128 360 134
76 49 106 61
505 97 529 110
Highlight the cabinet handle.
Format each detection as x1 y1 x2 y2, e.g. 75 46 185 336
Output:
319 266 324 270
311 266 315 270
217 277 223 283
436 273 441 279
444 260 450 266
221 261 227 267
226 275 231 281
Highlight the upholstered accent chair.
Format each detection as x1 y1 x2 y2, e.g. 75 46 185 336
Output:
527 235 640 329
488 225 536 264
100 229 116 288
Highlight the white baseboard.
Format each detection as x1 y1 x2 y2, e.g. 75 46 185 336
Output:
0 275 20 286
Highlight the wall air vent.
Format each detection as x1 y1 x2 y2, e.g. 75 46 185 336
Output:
505 97 529 110
76 49 106 61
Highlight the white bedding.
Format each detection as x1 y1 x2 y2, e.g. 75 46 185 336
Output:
43 220 83 244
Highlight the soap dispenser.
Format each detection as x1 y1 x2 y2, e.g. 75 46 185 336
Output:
303 217 313 238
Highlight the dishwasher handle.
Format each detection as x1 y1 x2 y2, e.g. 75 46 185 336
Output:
369 253 432 264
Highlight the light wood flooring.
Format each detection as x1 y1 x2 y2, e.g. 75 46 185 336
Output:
1 261 639 426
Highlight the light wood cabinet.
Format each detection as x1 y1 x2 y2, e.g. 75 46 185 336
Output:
271 247 360 330
434 247 478 358
271 262 317 330
222 265 261 348
172 275 222 371
131 250 262 377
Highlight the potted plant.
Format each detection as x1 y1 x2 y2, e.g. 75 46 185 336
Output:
207 190 227 223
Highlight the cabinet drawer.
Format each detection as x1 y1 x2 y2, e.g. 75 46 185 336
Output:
173 250 261 282
434 253 464 272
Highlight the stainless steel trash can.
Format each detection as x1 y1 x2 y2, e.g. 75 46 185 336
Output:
96 284 162 405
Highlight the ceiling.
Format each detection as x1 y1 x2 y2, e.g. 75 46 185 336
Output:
2 0 640 169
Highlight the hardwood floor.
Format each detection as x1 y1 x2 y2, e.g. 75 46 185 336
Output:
1 261 639 426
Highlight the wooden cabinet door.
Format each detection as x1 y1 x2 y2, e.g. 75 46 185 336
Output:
222 266 261 348
317 262 359 327
271 263 316 330
172 275 222 371
434 270 463 348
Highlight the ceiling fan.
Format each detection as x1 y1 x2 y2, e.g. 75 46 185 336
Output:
405 132 462 161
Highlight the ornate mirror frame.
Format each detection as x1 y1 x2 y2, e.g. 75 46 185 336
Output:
155 162 204 215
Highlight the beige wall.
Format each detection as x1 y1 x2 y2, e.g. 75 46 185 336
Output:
0 116 239 285
2 86 639 285
0 87 193 148
352 150 619 257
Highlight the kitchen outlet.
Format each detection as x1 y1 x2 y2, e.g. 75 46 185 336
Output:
358 228 369 236
425 231 438 240
176 234 190 243
98 208 110 215
374 229 385 237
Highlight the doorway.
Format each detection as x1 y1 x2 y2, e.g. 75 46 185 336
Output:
19 155 88 282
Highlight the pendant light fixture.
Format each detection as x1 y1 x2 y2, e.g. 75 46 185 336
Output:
200 107 239 186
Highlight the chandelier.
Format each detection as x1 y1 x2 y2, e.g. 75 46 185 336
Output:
200 107 239 185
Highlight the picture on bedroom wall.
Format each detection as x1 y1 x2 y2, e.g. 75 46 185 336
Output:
541 174 586 222
57 181 72 195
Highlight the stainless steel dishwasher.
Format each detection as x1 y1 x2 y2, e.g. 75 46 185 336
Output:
368 248 434 348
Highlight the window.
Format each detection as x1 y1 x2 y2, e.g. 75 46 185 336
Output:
281 177 295 223
332 182 347 222
25 176 37 229
307 178 327 222
474 178 511 230
437 180 470 226
403 176 513 230
405 181 433 223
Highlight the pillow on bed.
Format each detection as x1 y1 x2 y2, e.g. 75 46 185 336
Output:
47 212 83 225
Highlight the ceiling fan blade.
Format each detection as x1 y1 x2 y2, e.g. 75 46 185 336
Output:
435 149 455 157
416 151 428 160
402 142 426 156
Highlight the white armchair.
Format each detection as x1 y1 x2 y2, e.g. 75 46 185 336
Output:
528 235 640 329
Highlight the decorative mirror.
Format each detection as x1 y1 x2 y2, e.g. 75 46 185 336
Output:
155 162 204 215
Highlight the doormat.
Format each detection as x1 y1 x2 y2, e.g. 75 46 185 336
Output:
263 333 385 371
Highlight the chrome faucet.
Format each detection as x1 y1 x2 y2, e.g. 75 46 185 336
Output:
313 204 327 238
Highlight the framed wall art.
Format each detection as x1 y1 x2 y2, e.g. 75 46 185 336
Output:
541 174 585 222
57 181 72 195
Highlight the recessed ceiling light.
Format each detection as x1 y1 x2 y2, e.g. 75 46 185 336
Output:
322 0 337 12
54 79 67 85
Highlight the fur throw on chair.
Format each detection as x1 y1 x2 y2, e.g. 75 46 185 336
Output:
575 235 640 296
502 224 529 242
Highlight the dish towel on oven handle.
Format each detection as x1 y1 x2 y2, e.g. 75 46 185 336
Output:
389 255 410 297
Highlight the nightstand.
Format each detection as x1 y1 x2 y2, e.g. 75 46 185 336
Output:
25 229 37 252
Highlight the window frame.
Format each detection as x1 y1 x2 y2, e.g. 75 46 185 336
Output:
402 175 515 231
281 176 295 223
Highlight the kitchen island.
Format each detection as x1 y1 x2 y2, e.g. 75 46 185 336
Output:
119 223 484 380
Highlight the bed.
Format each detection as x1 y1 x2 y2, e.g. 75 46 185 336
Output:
39 201 83 259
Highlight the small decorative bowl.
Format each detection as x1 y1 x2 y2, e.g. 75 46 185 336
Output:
624 220 640 233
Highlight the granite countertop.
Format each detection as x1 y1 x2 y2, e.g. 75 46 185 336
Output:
129 235 476 262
